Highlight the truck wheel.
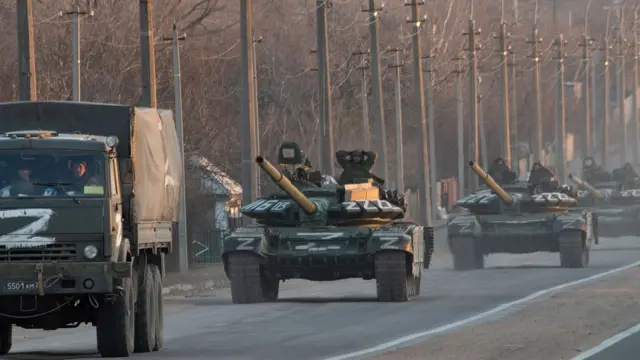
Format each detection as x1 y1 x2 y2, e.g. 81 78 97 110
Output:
262 276 279 302
228 252 264 304
151 265 163 351
0 322 12 355
375 251 417 302
450 236 484 270
559 232 588 268
134 264 156 353
96 269 136 357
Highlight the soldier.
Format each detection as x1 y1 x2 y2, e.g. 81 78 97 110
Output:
336 150 378 185
528 161 558 192
612 162 640 187
582 156 610 183
487 157 517 185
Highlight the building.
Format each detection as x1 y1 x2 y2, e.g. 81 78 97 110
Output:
187 154 242 230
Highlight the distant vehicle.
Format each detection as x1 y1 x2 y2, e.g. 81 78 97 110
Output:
447 162 595 270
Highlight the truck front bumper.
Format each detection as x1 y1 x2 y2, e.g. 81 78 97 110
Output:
0 261 132 296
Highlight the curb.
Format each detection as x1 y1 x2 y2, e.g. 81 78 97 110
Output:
162 222 448 296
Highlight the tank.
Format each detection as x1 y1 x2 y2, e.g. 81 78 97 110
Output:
569 173 640 238
221 142 434 303
447 161 596 270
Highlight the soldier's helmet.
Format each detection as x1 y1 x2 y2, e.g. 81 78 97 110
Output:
583 156 596 169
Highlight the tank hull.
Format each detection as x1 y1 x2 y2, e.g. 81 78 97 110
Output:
221 223 434 302
579 205 640 238
447 210 594 270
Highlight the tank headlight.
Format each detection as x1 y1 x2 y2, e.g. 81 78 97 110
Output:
106 136 119 148
83 245 98 259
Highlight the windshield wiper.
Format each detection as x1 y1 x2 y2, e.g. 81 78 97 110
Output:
33 182 82 204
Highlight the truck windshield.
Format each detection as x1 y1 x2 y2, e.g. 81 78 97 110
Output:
0 150 107 198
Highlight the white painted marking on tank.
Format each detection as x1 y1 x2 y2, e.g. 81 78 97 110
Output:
569 322 640 360
324 259 640 360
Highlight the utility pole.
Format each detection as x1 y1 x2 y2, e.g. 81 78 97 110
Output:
353 50 371 148
616 11 627 164
496 23 512 165
424 23 438 221
579 35 594 158
453 54 465 197
510 52 518 171
477 78 489 167
17 0 36 101
316 0 334 175
527 24 544 162
139 0 157 107
61 3 93 101
633 10 640 165
162 23 188 274
253 36 262 196
387 48 405 193
363 0 388 180
463 19 481 191
405 0 432 225
602 36 611 169
240 0 257 207
554 34 567 182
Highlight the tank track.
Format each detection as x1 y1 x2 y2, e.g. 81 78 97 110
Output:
423 226 435 269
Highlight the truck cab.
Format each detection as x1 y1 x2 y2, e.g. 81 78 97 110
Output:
0 130 123 263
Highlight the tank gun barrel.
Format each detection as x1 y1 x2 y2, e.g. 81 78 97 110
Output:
468 161 514 205
568 174 604 199
255 156 318 215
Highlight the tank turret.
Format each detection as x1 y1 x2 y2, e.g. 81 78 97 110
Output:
568 174 605 200
460 161 577 212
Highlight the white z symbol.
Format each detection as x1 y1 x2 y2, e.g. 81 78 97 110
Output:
459 223 472 233
0 209 56 249
236 238 255 250
379 237 397 249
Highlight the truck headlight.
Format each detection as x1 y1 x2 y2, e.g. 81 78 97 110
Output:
83 245 98 259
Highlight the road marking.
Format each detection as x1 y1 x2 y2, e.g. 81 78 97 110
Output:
570 322 640 360
324 259 640 360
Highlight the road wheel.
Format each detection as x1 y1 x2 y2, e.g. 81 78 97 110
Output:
151 264 163 351
134 264 156 353
375 251 415 302
96 268 136 357
559 232 588 268
0 322 12 355
450 236 484 270
228 252 264 304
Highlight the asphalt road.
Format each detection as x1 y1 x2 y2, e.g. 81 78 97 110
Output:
573 323 640 360
7 228 640 360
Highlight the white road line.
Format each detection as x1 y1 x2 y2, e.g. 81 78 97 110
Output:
324 259 640 360
570 322 640 360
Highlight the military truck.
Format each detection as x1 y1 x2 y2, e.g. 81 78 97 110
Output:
0 101 183 357
447 162 595 270
221 143 434 302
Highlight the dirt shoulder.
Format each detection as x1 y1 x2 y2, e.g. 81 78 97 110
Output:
369 266 640 360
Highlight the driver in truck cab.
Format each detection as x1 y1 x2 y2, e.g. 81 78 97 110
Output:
0 162 35 197
68 159 102 194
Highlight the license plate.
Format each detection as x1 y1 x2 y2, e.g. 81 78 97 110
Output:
5 281 38 292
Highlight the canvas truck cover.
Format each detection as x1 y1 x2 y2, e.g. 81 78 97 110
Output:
0 101 182 223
